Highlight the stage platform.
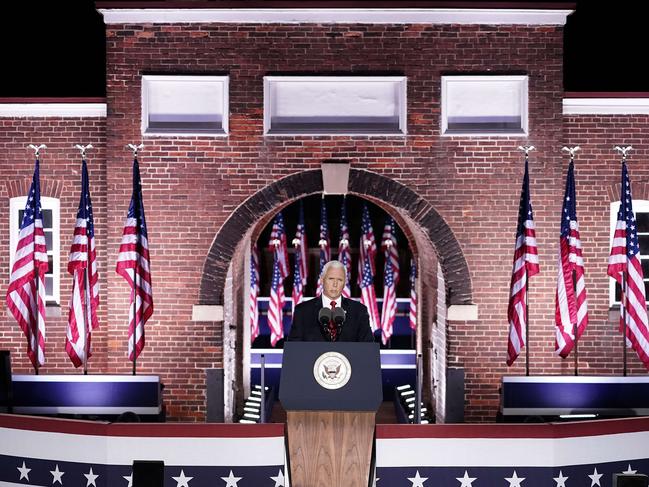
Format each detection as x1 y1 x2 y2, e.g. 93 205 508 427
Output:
1 414 648 487
8 374 163 421
501 375 649 422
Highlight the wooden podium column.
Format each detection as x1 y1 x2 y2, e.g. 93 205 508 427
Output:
286 410 375 487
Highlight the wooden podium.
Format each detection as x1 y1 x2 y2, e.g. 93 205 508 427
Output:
280 342 382 487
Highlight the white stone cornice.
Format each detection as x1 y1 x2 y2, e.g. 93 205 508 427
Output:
563 98 649 115
0 103 107 118
98 8 573 25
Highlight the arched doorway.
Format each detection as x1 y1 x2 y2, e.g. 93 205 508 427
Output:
199 167 473 422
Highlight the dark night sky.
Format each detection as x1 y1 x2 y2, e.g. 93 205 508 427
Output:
0 1 647 97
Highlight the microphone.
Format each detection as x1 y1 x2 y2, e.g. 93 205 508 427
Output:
318 307 332 326
332 307 345 325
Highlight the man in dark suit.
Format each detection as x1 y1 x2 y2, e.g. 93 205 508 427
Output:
288 260 375 342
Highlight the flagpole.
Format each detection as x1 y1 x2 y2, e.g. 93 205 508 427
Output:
614 145 633 377
131 226 138 374
525 272 530 377
34 278 41 375
76 145 94 375
622 275 628 377
518 145 535 378
34 276 40 376
34 220 41 376
620 161 628 377
132 170 139 377
127 144 144 377
562 147 582 376
569 150 579 377
28 144 46 376
573 276 579 376
83 267 91 375
32 148 43 376
132 271 138 376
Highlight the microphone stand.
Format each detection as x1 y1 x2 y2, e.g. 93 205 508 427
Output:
333 308 346 340
318 308 333 340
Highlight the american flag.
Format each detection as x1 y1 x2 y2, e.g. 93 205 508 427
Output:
116 158 153 362
291 248 303 312
291 212 305 311
250 243 260 344
338 199 352 298
267 259 285 346
268 212 289 280
358 204 380 332
316 198 330 296
409 259 417 331
295 201 308 287
381 217 400 345
607 161 649 370
506 157 540 367
6 159 48 369
66 160 100 368
555 161 588 358
359 204 377 272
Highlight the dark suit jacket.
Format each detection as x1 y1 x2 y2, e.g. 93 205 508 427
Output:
288 296 375 342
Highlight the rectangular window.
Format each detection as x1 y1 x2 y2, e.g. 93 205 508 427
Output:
441 75 528 136
264 76 407 135
10 196 60 305
142 75 229 136
610 200 649 306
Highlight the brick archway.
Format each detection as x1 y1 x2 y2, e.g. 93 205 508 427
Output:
199 169 472 307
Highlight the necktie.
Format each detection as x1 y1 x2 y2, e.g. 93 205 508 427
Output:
329 301 338 341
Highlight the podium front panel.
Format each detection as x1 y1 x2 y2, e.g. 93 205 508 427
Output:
280 342 382 411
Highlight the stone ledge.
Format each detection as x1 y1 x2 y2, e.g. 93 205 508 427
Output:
192 305 224 322
447 304 478 321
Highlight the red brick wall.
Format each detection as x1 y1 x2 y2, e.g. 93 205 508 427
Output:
0 117 107 372
8 22 646 423
102 22 566 422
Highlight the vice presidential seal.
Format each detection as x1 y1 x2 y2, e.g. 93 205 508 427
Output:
313 351 352 390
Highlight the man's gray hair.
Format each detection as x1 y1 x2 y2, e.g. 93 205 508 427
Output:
320 260 347 281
